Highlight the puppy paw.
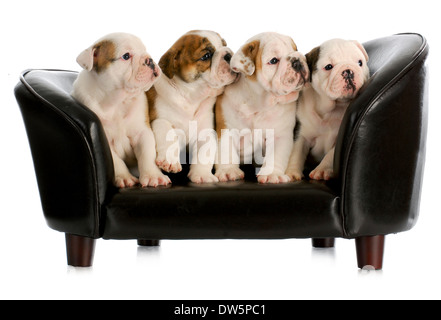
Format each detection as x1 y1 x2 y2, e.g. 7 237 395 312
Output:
140 172 171 188
188 170 219 184
257 173 292 184
309 166 334 181
285 168 304 181
156 157 182 173
215 167 245 182
114 174 139 188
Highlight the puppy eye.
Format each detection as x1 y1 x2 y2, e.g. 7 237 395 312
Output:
269 58 279 65
200 52 212 61
122 53 131 61
358 60 363 67
324 64 333 71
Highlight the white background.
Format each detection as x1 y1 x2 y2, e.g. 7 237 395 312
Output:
0 0 440 300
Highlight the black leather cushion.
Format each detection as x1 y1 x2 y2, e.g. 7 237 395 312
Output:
104 178 342 240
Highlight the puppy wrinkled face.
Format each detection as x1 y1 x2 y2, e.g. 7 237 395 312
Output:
231 33 309 96
159 30 237 88
76 33 161 93
172 35 215 82
258 37 309 95
308 39 370 101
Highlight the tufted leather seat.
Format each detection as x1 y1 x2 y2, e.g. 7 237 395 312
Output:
14 33 429 269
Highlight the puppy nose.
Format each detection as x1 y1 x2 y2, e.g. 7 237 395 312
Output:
145 58 154 68
224 53 232 64
292 59 303 72
342 69 355 80
144 58 159 77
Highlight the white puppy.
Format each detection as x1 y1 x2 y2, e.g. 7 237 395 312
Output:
147 30 237 184
215 32 309 184
286 39 370 180
72 32 171 188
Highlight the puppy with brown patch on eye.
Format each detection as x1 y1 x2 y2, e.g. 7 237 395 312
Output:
72 33 171 188
147 30 237 184
286 39 370 181
214 32 309 184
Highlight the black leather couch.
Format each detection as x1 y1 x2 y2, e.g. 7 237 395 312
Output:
14 33 429 269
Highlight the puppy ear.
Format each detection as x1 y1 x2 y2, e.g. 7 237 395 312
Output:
230 40 260 76
76 47 95 71
352 40 369 62
76 40 116 73
305 46 320 82
290 39 298 52
159 47 179 79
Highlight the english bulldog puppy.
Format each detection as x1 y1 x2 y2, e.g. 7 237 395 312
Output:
147 30 237 183
286 39 370 180
72 33 171 188
215 32 309 184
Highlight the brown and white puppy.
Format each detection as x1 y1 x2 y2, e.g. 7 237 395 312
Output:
215 32 309 184
147 30 237 183
286 39 370 180
72 33 171 188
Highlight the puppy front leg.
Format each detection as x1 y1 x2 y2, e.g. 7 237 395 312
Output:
214 131 245 182
257 133 293 184
286 136 310 181
134 128 171 187
152 118 183 173
188 121 219 184
310 147 335 180
112 150 139 188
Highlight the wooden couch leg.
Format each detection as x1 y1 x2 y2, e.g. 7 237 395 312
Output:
355 235 385 270
312 238 335 248
66 234 96 267
138 240 161 247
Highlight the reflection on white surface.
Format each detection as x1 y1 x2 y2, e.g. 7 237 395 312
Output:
137 245 161 263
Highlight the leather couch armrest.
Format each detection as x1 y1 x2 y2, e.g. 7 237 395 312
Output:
15 70 114 238
334 34 429 238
